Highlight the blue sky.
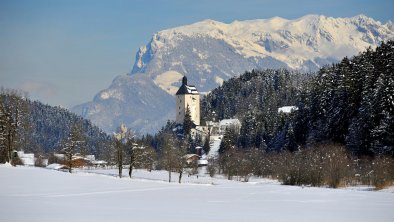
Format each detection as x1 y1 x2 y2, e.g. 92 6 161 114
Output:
1 0 393 107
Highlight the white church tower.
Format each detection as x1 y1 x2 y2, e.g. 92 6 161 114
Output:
175 76 200 125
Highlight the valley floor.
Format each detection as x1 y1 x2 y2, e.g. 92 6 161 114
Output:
0 165 393 222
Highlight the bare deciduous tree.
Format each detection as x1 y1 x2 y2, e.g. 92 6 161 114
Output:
160 134 187 183
113 124 128 178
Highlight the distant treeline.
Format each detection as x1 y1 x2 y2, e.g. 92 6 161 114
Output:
0 89 111 163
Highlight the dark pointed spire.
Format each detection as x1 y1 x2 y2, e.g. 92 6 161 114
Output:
182 76 187 85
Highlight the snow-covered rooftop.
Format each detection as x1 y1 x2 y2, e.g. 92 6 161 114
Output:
219 119 241 127
85 155 95 161
46 163 67 170
54 153 65 160
91 160 107 165
176 76 199 95
197 159 208 165
185 85 199 94
278 106 298 113
184 154 199 159
16 151 35 166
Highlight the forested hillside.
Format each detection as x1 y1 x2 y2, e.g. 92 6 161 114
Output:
294 41 394 156
201 69 312 151
0 90 111 163
29 100 112 156
202 41 394 156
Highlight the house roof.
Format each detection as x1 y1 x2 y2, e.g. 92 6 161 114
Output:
176 76 199 95
219 119 241 127
91 160 107 165
46 163 67 170
16 151 35 166
54 153 65 160
198 159 208 165
183 154 199 159
278 106 298 113
175 85 199 95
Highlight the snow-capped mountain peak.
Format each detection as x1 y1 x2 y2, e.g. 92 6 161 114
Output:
136 14 392 72
74 15 394 134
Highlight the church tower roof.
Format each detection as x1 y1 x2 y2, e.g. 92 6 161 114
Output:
176 76 199 95
182 76 187 85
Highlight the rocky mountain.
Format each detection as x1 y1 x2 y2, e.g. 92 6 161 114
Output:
72 15 394 135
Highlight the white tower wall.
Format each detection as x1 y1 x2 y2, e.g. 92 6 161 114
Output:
176 94 200 125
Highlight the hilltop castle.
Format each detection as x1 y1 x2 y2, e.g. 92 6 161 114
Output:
175 76 241 151
174 76 241 158
175 76 200 126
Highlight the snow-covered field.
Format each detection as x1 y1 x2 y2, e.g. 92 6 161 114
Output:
1 165 393 222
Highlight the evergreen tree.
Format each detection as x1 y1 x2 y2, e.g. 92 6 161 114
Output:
202 41 393 156
183 105 193 136
203 134 211 155
0 89 29 163
218 127 239 154
293 41 394 156
0 97 7 163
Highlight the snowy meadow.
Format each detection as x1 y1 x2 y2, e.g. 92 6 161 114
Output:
1 165 393 222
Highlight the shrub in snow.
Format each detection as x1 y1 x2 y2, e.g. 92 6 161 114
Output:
370 156 394 190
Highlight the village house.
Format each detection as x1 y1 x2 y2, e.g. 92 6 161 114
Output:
12 150 48 167
278 106 298 114
51 153 106 168
184 154 200 165
12 150 35 166
218 119 241 134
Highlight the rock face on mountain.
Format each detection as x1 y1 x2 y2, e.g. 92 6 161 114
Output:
72 74 175 134
72 15 394 134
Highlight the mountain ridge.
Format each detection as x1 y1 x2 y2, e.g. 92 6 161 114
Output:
72 14 394 135
132 14 394 74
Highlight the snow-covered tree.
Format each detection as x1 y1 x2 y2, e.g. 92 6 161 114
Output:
62 124 85 173
0 89 29 164
0 97 7 163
